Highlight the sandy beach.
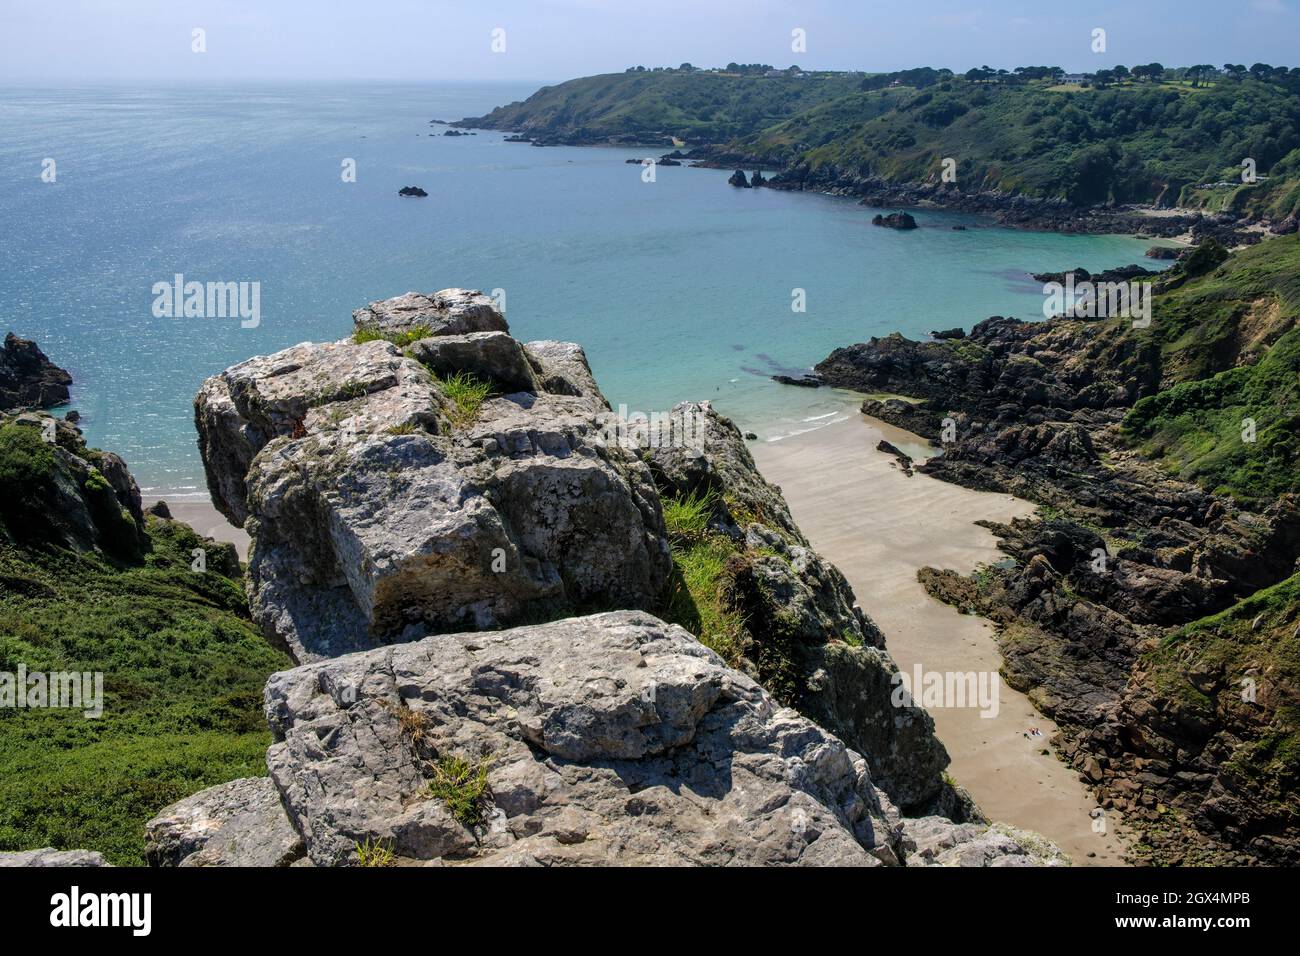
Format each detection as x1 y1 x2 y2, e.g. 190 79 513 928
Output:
162 498 250 561
751 413 1131 866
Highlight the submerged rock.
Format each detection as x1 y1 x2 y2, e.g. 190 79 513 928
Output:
871 212 917 230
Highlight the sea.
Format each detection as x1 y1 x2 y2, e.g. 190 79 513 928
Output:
0 82 1167 497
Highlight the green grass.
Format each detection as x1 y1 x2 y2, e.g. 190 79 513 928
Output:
661 536 746 666
0 518 289 865
427 754 493 827
353 323 433 348
1122 235 1300 505
355 837 397 867
661 489 716 542
432 372 492 428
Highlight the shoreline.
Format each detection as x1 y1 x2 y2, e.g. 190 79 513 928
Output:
750 413 1132 865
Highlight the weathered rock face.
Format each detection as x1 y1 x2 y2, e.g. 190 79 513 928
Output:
195 293 671 662
352 289 507 339
0 848 109 867
0 332 72 411
145 777 304 867
156 611 1061 867
646 402 957 816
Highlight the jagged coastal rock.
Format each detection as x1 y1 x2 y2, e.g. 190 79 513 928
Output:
195 290 670 662
173 286 1065 866
727 169 751 188
148 611 1063 867
397 185 429 197
806 252 1300 864
0 332 72 410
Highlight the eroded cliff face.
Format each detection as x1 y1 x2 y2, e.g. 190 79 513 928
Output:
174 287 1062 867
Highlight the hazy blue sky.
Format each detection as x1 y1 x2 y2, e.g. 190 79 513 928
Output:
1 0 1295 83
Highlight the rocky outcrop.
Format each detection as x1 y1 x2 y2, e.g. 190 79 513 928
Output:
0 848 109 867
161 610 1059 866
0 333 72 410
397 186 428 197
351 289 507 339
727 169 751 188
0 411 144 558
195 292 671 662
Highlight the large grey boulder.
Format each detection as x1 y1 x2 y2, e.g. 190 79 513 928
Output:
145 776 304 867
261 610 904 866
352 289 507 339
0 848 109 867
407 331 539 394
196 319 671 662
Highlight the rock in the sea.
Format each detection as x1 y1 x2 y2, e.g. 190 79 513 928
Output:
0 848 109 867
398 185 429 197
772 373 822 388
871 212 918 230
145 776 304 867
1 332 72 410
196 302 671 662
751 169 766 187
930 327 965 340
728 169 751 188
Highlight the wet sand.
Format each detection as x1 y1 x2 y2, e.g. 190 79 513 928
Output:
751 413 1130 865
163 499 250 561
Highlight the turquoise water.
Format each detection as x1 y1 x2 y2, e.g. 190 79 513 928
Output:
0 83 1165 496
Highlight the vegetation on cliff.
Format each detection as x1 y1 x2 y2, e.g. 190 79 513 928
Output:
467 66 1300 214
0 420 288 865
1124 234 1300 504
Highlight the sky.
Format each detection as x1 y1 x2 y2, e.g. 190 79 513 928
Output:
0 0 1295 83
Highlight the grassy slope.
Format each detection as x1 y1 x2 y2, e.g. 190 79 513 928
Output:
0 425 288 865
1123 235 1300 504
745 78 1300 205
461 71 866 143
469 69 1300 208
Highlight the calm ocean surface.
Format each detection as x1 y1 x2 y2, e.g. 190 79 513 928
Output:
0 82 1164 496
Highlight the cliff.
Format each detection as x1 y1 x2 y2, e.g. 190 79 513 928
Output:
806 235 1300 864
152 287 1065 866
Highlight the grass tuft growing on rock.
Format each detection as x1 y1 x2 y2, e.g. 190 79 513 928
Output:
433 372 492 428
355 837 397 867
662 489 716 542
427 754 493 827
353 324 433 348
